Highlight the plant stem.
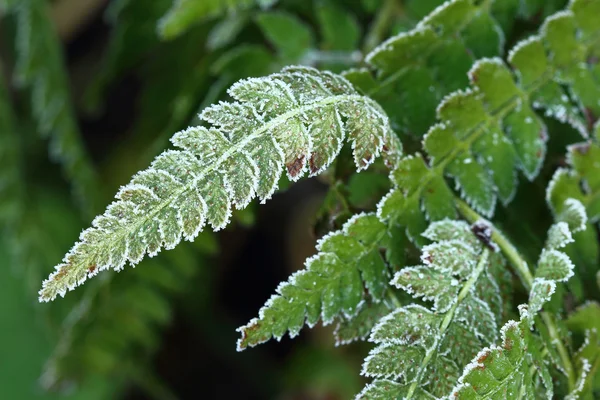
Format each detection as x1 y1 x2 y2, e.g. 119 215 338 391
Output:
363 0 400 54
455 197 577 391
385 289 402 309
454 199 534 286
405 249 490 399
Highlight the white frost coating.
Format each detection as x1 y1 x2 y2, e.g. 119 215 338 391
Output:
546 221 574 249
507 35 541 65
537 248 575 282
566 358 591 400
40 66 397 302
562 198 588 233
451 165 498 218
451 318 524 397
237 212 388 350
435 87 476 117
368 304 435 345
468 57 505 85
375 187 397 221
416 0 457 29
540 10 575 38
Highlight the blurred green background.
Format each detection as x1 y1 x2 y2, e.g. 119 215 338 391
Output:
0 0 572 399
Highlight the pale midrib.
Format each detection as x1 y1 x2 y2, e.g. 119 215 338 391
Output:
74 94 366 272
405 248 490 399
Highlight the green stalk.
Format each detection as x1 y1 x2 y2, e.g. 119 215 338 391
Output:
405 249 490 399
363 0 401 54
455 198 577 391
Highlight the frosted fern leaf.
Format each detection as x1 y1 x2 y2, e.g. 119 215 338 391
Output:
237 213 391 350
39 66 398 302
359 219 505 399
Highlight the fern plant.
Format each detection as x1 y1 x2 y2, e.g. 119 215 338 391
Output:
13 0 599 397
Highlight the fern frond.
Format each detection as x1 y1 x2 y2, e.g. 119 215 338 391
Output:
452 199 586 398
377 0 600 243
346 0 506 136
237 213 392 350
40 66 398 302
3 0 99 212
158 0 276 39
357 220 504 399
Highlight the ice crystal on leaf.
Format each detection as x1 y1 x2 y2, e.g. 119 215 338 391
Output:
40 67 399 302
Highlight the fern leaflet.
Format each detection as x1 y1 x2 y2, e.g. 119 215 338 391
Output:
237 213 393 350
39 66 399 302
346 0 506 136
357 220 505 399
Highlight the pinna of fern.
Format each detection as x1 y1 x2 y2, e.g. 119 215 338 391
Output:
377 0 600 244
39 66 401 302
358 198 587 399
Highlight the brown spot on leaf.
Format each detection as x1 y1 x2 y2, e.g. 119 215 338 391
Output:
286 155 305 178
359 151 373 168
572 143 590 156
584 108 598 132
471 221 495 250
477 352 490 364
87 264 97 274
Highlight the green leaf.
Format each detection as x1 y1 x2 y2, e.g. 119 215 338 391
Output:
567 301 600 334
334 300 393 346
377 0 600 242
40 67 399 302
237 213 391 350
357 380 435 400
526 198 584 324
364 0 505 135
